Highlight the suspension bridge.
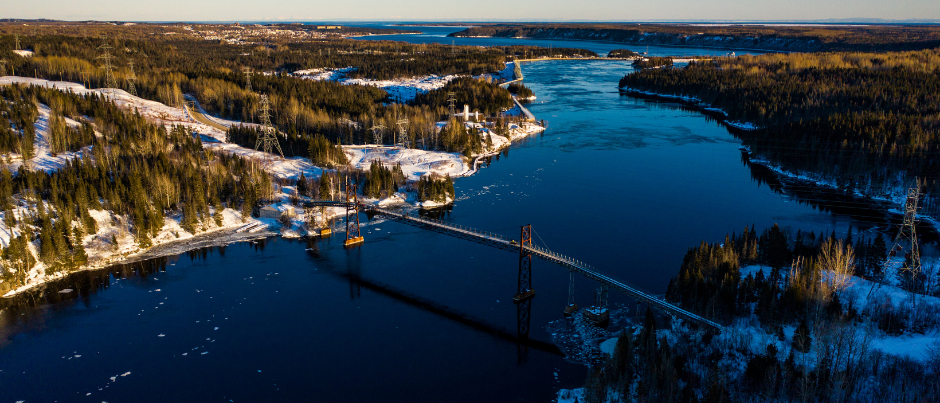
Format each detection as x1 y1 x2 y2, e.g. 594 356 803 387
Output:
305 189 724 333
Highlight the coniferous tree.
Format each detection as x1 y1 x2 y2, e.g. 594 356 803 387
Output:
792 318 812 353
72 226 88 267
869 233 888 281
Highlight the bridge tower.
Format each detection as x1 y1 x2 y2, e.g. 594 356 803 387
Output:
514 225 535 303
344 181 364 247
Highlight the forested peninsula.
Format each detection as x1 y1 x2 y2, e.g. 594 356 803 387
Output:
618 50 940 221
450 24 940 53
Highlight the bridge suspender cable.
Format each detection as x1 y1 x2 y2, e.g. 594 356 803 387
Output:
304 200 723 332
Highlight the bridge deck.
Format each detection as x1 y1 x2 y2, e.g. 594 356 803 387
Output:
305 201 723 331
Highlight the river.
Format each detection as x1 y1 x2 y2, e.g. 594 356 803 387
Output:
0 26 926 402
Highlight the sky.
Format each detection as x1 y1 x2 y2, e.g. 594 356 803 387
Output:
3 0 939 22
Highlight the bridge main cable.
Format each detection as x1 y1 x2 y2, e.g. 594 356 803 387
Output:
304 201 723 331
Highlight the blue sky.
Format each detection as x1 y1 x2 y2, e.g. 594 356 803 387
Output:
4 0 939 22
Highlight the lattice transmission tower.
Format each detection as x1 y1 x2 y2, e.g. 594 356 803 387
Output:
446 91 456 118
895 181 923 291
870 180 924 298
97 38 118 89
254 94 284 160
125 61 138 97
14 34 21 51
243 67 252 92
370 122 385 145
395 114 409 148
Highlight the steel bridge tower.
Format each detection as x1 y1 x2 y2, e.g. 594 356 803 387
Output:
514 225 535 304
344 181 364 247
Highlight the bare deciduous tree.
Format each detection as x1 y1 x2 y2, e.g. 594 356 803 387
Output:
820 239 856 297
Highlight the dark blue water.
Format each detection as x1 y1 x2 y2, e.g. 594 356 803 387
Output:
347 24 754 57
0 33 895 402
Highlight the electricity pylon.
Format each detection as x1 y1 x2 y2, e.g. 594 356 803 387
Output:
97 38 118 89
126 61 138 97
370 123 385 145
243 67 252 92
870 180 924 299
395 114 409 148
895 181 923 291
14 34 21 51
446 92 456 118
254 94 284 162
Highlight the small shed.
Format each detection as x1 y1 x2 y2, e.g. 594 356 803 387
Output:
259 205 280 219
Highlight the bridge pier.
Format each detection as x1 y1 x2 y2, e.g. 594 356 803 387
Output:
564 271 578 316
585 285 610 326
513 225 535 303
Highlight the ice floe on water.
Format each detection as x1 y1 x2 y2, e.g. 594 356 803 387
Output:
545 305 633 366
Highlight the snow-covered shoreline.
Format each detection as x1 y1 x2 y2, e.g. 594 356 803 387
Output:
1 207 273 298
618 85 758 131
0 74 546 296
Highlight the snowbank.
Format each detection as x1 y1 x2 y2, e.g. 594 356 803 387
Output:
293 67 355 82
343 74 458 103
2 103 90 173
2 207 273 298
740 265 940 362
343 145 470 181
291 67 458 103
